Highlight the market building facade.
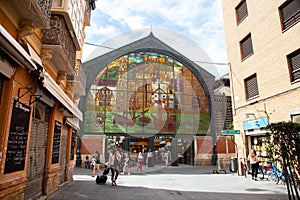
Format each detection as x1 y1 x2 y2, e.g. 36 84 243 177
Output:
221 0 300 174
79 33 236 167
0 0 95 199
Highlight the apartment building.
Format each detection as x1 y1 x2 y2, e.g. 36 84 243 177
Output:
221 0 300 173
0 0 95 199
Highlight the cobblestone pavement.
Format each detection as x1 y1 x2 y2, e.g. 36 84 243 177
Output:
49 165 289 200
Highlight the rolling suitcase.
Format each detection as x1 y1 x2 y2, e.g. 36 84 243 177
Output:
96 175 107 184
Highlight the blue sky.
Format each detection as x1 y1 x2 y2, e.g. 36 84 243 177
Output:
83 0 228 77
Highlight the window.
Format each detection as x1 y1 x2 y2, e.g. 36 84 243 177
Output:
291 114 300 123
288 49 300 82
244 74 258 99
291 114 300 124
279 0 300 30
240 34 253 60
236 0 248 24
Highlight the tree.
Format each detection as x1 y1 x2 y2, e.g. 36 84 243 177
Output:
266 121 300 200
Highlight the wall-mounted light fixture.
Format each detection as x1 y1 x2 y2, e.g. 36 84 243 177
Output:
244 113 256 119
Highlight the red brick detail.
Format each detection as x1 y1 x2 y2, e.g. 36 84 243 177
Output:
81 136 103 155
196 138 213 154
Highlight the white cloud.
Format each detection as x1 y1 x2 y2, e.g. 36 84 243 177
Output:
83 0 229 76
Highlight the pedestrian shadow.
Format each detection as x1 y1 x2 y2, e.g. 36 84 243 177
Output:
246 188 268 192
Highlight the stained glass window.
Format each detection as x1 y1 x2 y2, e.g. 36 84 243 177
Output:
84 52 210 135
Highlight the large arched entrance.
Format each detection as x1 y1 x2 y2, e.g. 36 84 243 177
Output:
79 33 217 167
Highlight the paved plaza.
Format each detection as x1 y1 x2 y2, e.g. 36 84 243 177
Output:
49 165 289 200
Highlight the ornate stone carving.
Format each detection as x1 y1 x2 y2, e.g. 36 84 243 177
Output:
74 59 81 78
18 20 35 44
66 81 74 97
73 94 80 106
41 48 53 64
57 71 67 85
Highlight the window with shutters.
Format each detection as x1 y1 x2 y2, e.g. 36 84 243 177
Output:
240 34 253 60
236 0 248 24
288 49 300 82
279 0 300 30
244 74 258 99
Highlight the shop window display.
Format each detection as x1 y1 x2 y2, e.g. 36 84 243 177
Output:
251 136 268 159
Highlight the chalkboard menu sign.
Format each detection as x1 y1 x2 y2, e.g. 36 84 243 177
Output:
4 100 31 174
51 121 61 164
70 130 77 160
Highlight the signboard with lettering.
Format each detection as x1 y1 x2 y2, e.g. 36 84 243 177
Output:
51 121 61 164
4 100 31 174
243 117 268 130
221 130 240 135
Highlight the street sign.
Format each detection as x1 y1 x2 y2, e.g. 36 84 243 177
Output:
221 130 240 135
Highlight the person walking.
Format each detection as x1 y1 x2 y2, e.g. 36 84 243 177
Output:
248 149 259 180
147 149 154 167
92 151 103 177
108 148 121 186
164 151 169 166
137 152 144 172
121 153 132 175
92 151 102 177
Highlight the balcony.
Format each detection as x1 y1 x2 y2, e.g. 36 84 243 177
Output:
1 0 52 29
51 0 82 50
41 15 76 75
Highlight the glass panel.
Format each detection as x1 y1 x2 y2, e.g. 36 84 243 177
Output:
85 52 209 135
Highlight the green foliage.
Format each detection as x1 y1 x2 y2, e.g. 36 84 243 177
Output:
266 121 300 166
266 121 300 199
228 122 234 130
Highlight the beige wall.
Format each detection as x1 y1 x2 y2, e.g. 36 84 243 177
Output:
221 0 300 162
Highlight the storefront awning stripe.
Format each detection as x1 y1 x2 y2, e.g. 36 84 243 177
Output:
42 71 83 121
0 25 37 71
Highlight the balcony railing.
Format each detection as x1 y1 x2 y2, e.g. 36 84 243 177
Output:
38 0 52 25
42 15 76 74
5 0 52 29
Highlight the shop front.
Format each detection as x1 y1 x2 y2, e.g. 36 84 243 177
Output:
243 117 270 163
102 135 194 166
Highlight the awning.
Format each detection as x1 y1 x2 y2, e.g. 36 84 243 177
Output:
35 88 55 107
0 54 16 78
65 117 80 130
0 25 37 71
41 71 83 121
